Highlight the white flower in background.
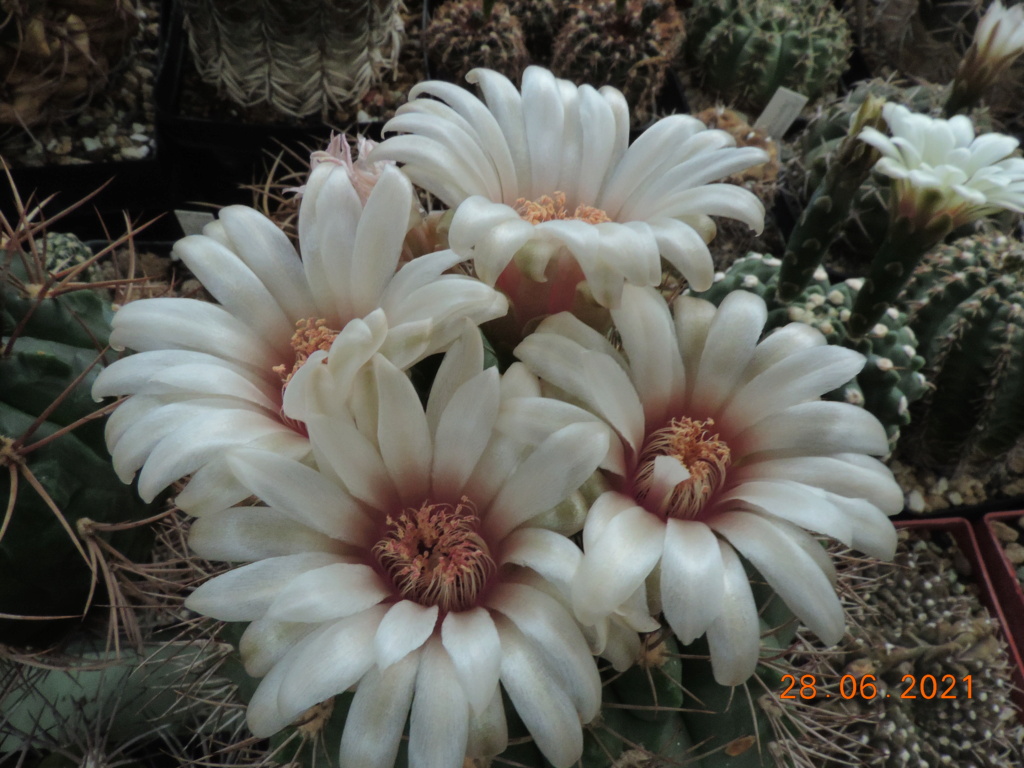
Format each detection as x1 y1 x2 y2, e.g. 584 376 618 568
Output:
184 328 611 768
371 66 767 334
91 164 507 512
949 0 1024 106
974 0 1024 62
859 103 1024 231
515 287 903 686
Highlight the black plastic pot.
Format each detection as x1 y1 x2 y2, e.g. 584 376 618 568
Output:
154 1 383 209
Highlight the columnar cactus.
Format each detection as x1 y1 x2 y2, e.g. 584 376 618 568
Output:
180 0 405 118
694 253 928 450
551 0 686 126
899 233 1024 469
685 0 852 112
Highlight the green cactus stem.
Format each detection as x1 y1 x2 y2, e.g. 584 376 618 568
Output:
847 203 955 339
777 96 887 302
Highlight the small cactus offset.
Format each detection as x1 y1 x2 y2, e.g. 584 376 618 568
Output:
424 0 529 84
551 0 685 126
693 253 928 451
180 0 405 118
1 215 155 647
898 233 1024 470
685 0 852 113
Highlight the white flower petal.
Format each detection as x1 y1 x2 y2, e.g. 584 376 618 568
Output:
409 636 470 768
572 503 665 625
184 552 344 621
226 449 373 544
188 506 338 561
710 511 845 646
339 651 420 768
441 608 502 716
660 519 724 644
488 582 601 721
485 422 609 540
267 563 390 622
495 615 586 768
272 606 386 724
705 541 760 686
375 600 439 670
373 356 433 505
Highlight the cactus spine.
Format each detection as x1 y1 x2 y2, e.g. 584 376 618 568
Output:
1 217 154 647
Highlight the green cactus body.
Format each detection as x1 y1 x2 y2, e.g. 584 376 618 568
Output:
551 0 685 126
1 240 153 647
424 0 529 84
685 0 851 112
693 253 928 450
899 234 1024 469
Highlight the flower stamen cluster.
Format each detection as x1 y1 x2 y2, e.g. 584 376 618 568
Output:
272 317 340 386
634 417 731 520
514 192 612 225
372 497 495 612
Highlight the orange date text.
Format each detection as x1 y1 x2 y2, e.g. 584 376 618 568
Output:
779 673 973 700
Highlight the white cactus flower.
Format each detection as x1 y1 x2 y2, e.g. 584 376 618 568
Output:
859 103 1024 231
514 287 903 686
184 329 610 768
371 66 767 336
92 164 507 512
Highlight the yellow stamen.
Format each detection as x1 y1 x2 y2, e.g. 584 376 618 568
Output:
272 317 339 385
514 191 612 225
634 417 731 520
373 498 495 613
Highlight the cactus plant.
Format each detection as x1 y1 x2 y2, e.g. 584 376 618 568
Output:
784 529 1024 767
424 0 529 84
693 253 928 451
551 0 685 126
844 0 985 86
0 0 139 128
685 0 852 113
898 233 1024 470
179 0 405 118
1 204 155 647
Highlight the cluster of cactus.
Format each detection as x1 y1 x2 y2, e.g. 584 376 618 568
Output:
424 0 529 85
0 0 139 128
693 253 928 451
180 0 405 118
790 530 1024 767
897 233 1024 471
550 0 686 126
1 226 154 647
425 0 684 126
684 0 852 113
